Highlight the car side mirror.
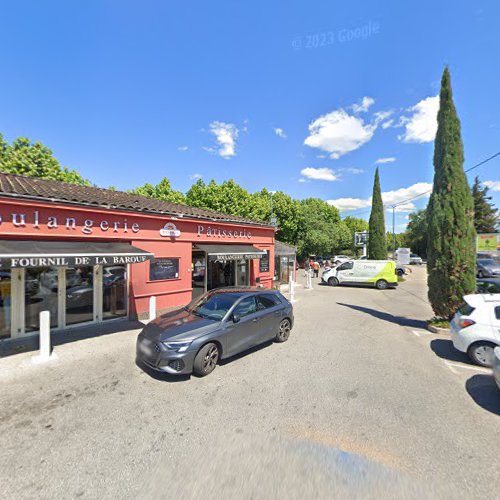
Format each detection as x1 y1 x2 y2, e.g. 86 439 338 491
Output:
232 314 240 323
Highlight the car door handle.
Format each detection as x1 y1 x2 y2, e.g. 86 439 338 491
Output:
252 318 259 322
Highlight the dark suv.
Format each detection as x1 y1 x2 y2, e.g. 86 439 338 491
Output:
136 287 293 377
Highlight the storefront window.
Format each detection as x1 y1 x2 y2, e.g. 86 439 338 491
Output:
103 265 127 320
236 260 249 286
66 265 94 326
192 253 206 300
25 267 58 332
0 270 11 339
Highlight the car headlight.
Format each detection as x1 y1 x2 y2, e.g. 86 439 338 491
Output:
163 341 192 353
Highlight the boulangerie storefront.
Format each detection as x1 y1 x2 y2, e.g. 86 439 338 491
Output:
0 173 275 344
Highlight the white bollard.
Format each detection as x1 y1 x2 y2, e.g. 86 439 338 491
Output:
305 269 313 290
32 310 56 364
149 295 157 321
289 276 296 303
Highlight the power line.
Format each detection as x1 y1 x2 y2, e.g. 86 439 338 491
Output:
341 151 500 216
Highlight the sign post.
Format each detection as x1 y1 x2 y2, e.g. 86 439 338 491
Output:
355 231 369 258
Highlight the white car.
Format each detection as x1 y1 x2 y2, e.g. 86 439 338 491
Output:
332 255 352 265
450 294 500 366
409 253 423 265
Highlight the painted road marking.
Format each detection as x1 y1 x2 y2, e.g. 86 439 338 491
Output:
411 329 431 337
444 361 460 375
444 361 491 373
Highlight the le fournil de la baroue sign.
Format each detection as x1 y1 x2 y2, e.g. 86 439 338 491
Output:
3 254 150 269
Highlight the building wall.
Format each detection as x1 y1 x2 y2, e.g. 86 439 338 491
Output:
0 198 276 319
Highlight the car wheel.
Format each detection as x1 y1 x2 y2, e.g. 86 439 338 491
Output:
193 343 219 377
477 270 483 278
468 341 496 367
328 277 339 286
396 269 404 277
275 318 291 343
375 279 388 290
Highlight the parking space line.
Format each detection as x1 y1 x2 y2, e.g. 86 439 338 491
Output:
411 330 421 337
444 361 491 373
443 361 460 374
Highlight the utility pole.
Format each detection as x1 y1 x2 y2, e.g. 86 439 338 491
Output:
392 205 396 259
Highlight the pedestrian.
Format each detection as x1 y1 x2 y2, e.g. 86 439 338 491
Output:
304 259 310 277
313 260 320 278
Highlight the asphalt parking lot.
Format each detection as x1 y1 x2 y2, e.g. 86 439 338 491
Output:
0 266 499 499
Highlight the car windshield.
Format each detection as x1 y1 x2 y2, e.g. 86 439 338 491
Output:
184 292 239 321
479 259 496 266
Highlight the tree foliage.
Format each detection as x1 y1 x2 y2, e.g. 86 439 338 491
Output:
0 135 90 185
472 176 498 233
368 168 387 259
427 67 476 319
403 209 428 258
131 177 186 204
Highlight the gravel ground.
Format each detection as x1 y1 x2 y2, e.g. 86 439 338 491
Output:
0 266 499 499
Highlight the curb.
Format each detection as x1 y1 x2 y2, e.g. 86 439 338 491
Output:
427 324 451 334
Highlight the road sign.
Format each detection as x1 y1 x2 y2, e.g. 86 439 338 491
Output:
476 233 499 252
354 231 369 247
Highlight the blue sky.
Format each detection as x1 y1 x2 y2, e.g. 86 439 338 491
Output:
1 1 499 230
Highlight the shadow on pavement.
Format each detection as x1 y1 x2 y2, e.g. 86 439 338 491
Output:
136 341 274 382
465 374 500 415
219 340 273 366
430 339 472 364
336 302 427 329
0 319 145 358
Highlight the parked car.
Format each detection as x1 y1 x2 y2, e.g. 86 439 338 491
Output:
477 258 500 278
450 294 500 366
321 260 398 290
333 255 352 265
409 253 423 265
477 278 500 294
493 347 500 391
136 287 293 377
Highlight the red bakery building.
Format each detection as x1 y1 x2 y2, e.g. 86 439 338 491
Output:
0 173 276 344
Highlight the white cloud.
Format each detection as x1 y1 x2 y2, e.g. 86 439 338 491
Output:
398 96 439 143
352 96 375 113
205 121 239 159
327 182 432 212
376 157 396 164
327 198 371 211
338 167 365 174
274 127 287 139
304 109 377 159
381 119 394 129
298 178 311 183
484 180 500 191
190 173 203 180
300 167 338 182
178 146 189 151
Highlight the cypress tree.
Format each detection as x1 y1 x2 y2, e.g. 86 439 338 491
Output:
368 167 386 259
427 67 476 319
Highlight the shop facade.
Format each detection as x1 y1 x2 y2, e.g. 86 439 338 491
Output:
0 174 275 344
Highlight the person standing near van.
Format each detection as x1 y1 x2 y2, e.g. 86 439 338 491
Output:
313 260 320 278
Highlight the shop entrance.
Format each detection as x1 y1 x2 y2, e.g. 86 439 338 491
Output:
207 259 249 290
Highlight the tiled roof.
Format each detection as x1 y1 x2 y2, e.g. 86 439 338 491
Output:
0 172 272 227
275 240 296 255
